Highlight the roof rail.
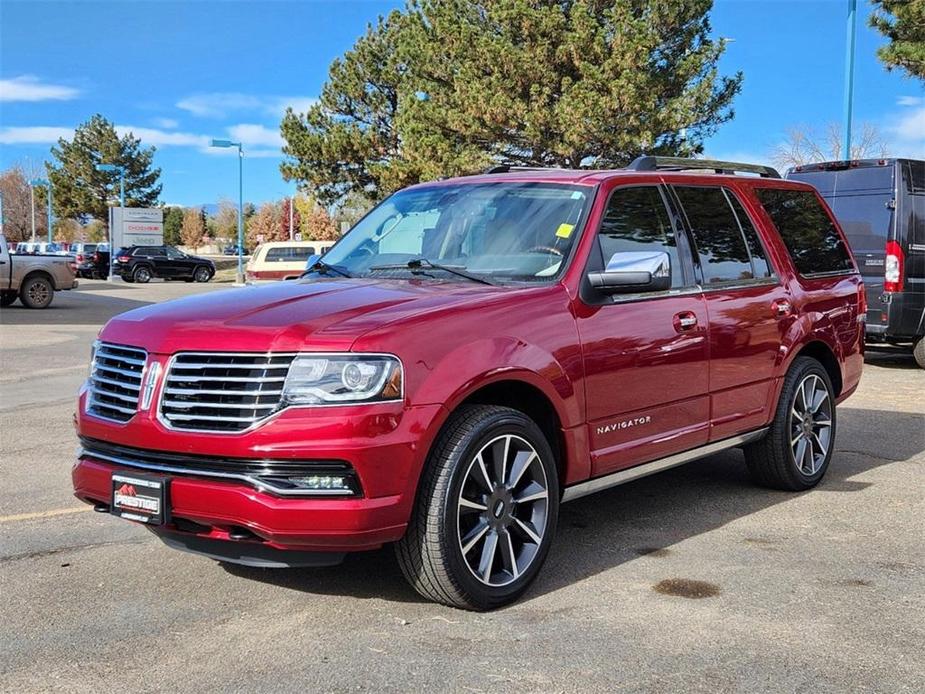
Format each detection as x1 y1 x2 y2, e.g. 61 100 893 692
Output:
484 164 568 174
627 156 780 179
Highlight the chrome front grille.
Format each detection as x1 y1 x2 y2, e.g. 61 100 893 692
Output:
87 343 147 422
159 352 296 432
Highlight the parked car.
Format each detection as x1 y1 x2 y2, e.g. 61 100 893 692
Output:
787 158 925 367
73 157 864 610
223 244 248 256
1 233 78 308
112 245 215 283
245 240 335 282
77 244 111 279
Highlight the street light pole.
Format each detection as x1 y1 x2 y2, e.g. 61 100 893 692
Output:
842 0 858 160
30 184 36 243
210 139 245 285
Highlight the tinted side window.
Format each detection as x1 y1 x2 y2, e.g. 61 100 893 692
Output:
598 186 685 289
266 246 313 262
674 186 753 284
726 192 773 278
755 189 855 276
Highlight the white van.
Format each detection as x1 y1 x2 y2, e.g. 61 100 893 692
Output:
245 240 335 282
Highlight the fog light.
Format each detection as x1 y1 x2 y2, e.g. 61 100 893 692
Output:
289 475 351 491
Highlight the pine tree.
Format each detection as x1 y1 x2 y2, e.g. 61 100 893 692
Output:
47 114 162 221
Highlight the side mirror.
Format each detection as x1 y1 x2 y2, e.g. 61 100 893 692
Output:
304 253 321 270
588 251 671 294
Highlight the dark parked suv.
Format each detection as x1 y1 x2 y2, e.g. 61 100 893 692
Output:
114 245 215 283
787 159 925 367
73 157 864 610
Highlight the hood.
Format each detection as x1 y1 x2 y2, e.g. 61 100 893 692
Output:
100 277 503 354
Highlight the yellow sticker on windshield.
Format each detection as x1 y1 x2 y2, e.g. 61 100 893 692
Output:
555 223 575 239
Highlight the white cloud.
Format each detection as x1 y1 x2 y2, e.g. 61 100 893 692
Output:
152 117 179 129
0 75 80 102
881 98 925 158
177 92 316 118
226 123 283 148
0 126 74 144
115 125 210 147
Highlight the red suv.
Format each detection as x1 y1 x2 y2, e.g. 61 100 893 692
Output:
73 157 864 610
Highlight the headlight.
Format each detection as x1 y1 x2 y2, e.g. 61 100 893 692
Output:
88 339 100 378
281 354 402 406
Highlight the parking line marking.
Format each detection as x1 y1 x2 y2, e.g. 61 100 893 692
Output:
0 506 91 524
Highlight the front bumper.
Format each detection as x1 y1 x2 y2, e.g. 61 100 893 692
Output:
74 395 445 556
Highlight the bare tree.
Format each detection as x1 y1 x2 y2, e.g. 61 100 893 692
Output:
772 123 890 170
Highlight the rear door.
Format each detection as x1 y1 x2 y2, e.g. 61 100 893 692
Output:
670 185 792 440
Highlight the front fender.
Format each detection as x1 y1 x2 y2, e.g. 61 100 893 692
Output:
414 336 582 429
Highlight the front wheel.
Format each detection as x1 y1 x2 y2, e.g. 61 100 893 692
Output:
193 266 212 283
744 356 836 491
396 405 559 610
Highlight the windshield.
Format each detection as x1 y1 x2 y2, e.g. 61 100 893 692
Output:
318 182 592 283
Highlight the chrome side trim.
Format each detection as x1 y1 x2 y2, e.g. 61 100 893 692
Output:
77 447 355 497
561 428 768 503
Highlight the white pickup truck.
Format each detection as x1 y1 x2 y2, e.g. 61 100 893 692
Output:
1 234 78 308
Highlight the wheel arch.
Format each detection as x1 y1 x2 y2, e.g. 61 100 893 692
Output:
20 269 56 290
791 340 842 398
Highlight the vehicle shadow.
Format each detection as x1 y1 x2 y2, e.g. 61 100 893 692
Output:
864 349 920 370
221 406 925 606
0 290 152 326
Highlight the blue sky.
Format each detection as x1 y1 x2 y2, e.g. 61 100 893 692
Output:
1 0 922 208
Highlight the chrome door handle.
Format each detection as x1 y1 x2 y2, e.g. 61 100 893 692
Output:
674 311 698 332
773 300 792 317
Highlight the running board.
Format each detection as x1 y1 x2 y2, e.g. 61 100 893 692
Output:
561 428 768 503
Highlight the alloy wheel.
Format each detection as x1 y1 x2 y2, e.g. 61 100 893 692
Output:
28 281 50 305
456 434 549 587
789 374 832 475
195 267 210 282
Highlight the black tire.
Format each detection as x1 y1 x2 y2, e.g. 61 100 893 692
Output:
19 275 54 309
744 356 836 491
122 275 135 283
0 290 17 307
133 265 152 283
193 266 212 283
913 337 925 369
395 405 559 610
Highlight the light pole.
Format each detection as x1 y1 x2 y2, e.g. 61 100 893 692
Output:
842 0 858 160
96 164 125 282
30 183 36 243
31 179 52 244
210 139 245 285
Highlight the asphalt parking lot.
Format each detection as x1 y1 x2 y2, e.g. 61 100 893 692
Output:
1 280 923 693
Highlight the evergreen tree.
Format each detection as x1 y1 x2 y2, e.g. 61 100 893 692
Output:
281 0 741 206
47 114 162 221
870 0 925 80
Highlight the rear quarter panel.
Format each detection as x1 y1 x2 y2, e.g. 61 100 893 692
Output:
737 179 864 404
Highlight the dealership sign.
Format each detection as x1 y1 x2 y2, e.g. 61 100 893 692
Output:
111 208 164 249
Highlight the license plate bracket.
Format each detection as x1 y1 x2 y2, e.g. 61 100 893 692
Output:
111 472 169 525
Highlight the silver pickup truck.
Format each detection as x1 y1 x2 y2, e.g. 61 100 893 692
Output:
1 234 78 309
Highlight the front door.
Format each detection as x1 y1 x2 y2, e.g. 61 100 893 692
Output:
576 184 710 478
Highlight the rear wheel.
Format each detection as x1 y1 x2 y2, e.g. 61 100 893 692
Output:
913 337 925 369
396 405 559 610
744 356 836 490
133 266 152 283
0 290 17 307
19 275 54 309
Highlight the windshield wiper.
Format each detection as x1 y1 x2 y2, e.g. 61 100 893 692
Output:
369 258 497 286
306 259 352 278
